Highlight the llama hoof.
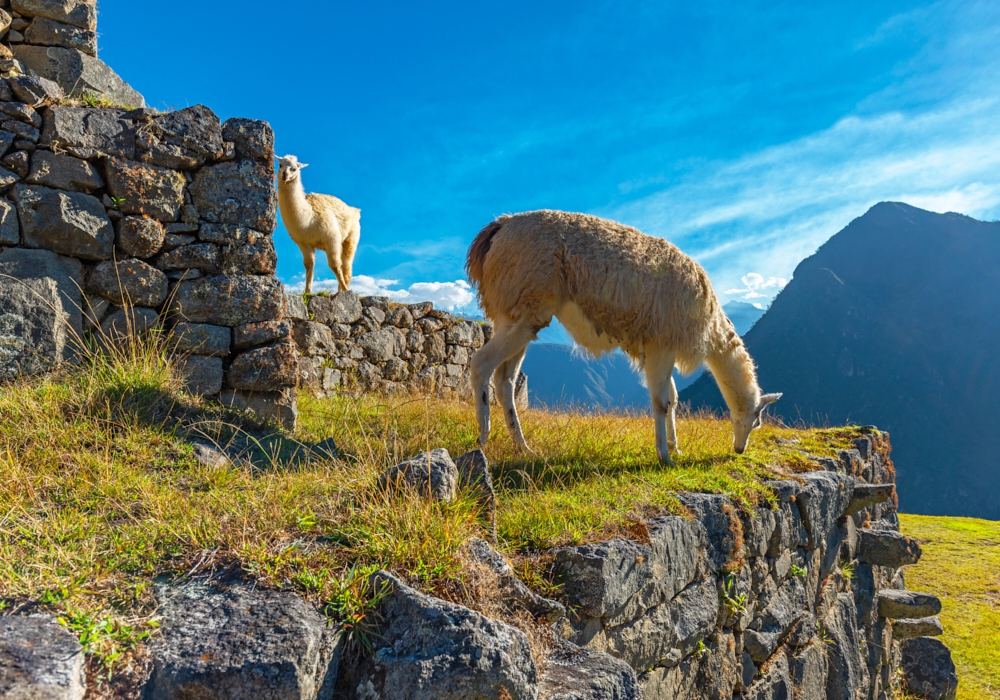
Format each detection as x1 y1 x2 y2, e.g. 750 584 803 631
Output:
658 454 676 467
515 442 535 455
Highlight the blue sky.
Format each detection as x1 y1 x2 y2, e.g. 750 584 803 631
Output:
99 0 1000 341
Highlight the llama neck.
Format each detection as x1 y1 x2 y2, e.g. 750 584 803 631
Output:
705 341 761 416
278 176 314 230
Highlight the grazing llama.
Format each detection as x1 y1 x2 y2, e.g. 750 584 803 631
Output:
466 210 781 464
276 155 361 294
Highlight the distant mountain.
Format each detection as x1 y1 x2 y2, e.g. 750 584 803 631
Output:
521 302 764 410
682 202 1000 520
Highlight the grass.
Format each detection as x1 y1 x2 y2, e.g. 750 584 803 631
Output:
0 331 867 683
900 514 1000 700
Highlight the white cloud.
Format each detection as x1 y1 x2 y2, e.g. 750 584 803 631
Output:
287 275 476 311
724 273 787 300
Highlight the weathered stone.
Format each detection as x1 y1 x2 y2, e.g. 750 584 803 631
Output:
343 571 536 700
795 470 854 550
446 320 479 347
2 150 29 178
221 117 274 160
164 222 199 234
363 305 386 324
540 640 640 700
170 322 230 357
894 616 944 640
175 354 223 395
382 357 409 381
100 306 159 340
233 319 290 351
26 149 103 191
218 388 297 431
639 632 739 700
424 331 447 362
384 304 413 328
297 356 323 389
878 589 941 620
197 222 261 246
11 0 96 29
41 106 134 159
355 360 380 385
678 492 742 572
221 236 276 275
293 320 336 357
858 528 921 568
745 649 792 700
408 300 432 318
227 339 298 391
455 449 497 542
88 258 167 307
170 274 284 326
13 182 113 259
554 539 653 622
309 290 362 325
161 233 194 251
147 580 341 700
189 159 276 232
284 293 308 321
82 294 108 331
115 216 164 258
900 637 958 700
824 592 870 700
7 74 64 106
0 130 15 159
321 367 341 391
25 16 96 54
0 198 19 245
0 613 86 700
743 576 808 664
105 157 185 221
191 441 229 469
446 344 469 365
358 326 405 362
845 483 895 516
154 243 219 274
790 642 829 700
0 103 41 129
381 448 459 502
137 105 223 169
14 46 144 107
417 316 443 334
466 537 565 622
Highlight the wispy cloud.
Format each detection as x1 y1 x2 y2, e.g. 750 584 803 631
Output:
286 275 475 311
725 273 787 300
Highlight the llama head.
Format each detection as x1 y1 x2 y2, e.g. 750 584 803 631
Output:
277 155 308 184
732 392 782 454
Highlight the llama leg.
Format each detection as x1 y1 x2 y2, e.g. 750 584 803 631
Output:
341 223 360 289
644 346 678 466
325 248 348 293
496 346 531 452
299 246 316 295
471 317 536 448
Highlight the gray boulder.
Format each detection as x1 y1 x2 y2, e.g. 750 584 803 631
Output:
41 106 135 159
309 291 362 325
234 319 291 351
343 571 537 700
894 616 944 640
790 642 829 700
137 105 223 169
116 216 164 258
858 528 922 568
221 237 276 275
357 327 405 362
900 637 958 700
284 293 308 321
445 320 479 347
170 274 284 326
743 576 808 664
678 492 742 572
222 118 274 160
11 0 96 29
539 641 640 700
26 149 104 192
24 17 96 55
0 613 86 700
105 157 186 221
844 483 895 516
189 159 277 233
824 592 870 700
877 589 941 619
170 322 230 357
219 387 297 431
147 580 342 700
154 243 219 274
226 339 298 391
87 258 167 307
175 355 223 395
8 74 65 106
0 198 19 245
795 470 854 550
380 448 459 502
14 45 144 107
292 320 335 357
554 539 654 623
13 182 113 259
100 306 158 340
745 649 792 700
0 248 81 380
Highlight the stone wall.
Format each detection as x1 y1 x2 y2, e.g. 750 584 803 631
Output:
287 289 505 399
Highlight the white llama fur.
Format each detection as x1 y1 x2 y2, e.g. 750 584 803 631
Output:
276 155 361 294
465 210 781 463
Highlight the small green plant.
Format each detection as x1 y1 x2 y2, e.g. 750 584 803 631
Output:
694 639 709 656
791 564 807 578
109 196 127 209
323 564 390 654
721 573 748 617
59 610 157 679
840 562 854 580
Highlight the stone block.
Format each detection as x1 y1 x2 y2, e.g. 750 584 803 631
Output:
384 304 413 328
7 74 65 106
0 613 86 699
13 45 144 107
539 640 640 700
170 274 284 326
221 118 273 160
24 16 96 54
137 105 223 170
218 388 297 431
233 319 290 351
824 592 870 700
899 637 958 700
845 483 895 516
445 319 478 347
743 576 808 664
226 338 297 391
859 528 921 568
41 106 134 159
12 0 96 30
175 354 223 395
893 616 944 640
189 159 277 232
154 243 219 274
745 649 792 700
292 320 335 357
170 322 230 357
105 157 185 221
100 306 158 340
13 182 113 259
380 448 459 502
26 149 103 191
877 589 941 619
309 290 361 325
0 102 41 129
87 258 167 307
795 470 854 550
115 215 164 258
358 326 405 362
220 236 276 275
0 198 19 245
283 292 308 321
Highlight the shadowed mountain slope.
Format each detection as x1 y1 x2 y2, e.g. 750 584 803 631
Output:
682 202 1000 519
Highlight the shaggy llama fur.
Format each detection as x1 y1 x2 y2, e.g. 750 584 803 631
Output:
277 155 361 294
466 210 780 462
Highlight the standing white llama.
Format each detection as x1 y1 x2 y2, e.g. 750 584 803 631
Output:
466 210 781 464
276 155 361 294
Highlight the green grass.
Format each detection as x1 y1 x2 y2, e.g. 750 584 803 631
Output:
900 514 1000 700
0 335 867 680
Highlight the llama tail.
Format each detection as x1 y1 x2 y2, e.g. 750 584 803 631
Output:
466 216 509 287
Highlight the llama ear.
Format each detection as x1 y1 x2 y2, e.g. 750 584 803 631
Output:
756 393 782 414
299 163 309 169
